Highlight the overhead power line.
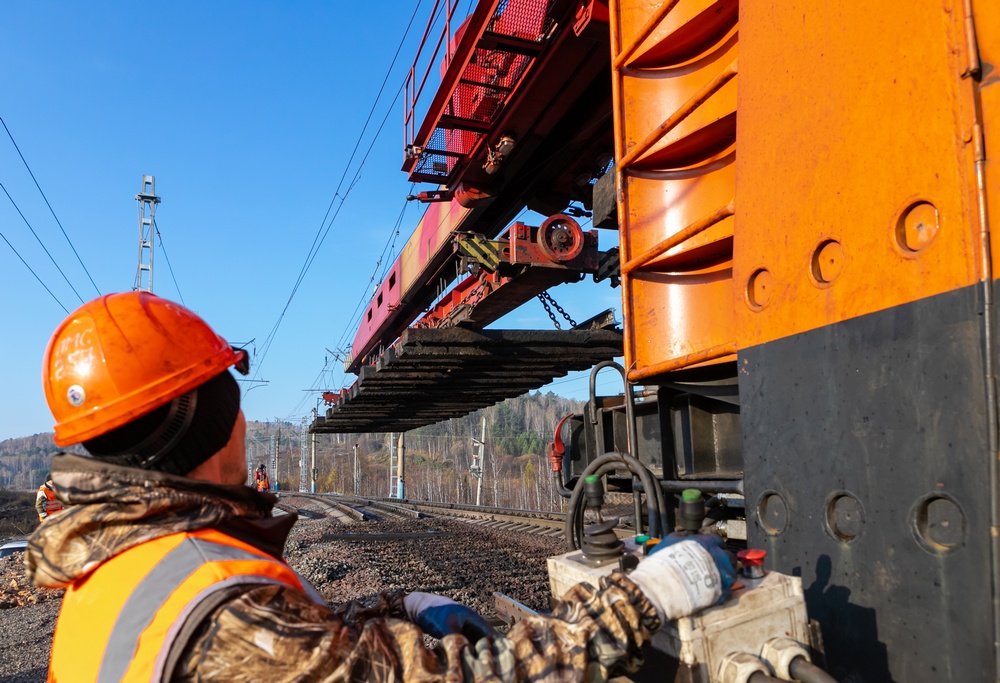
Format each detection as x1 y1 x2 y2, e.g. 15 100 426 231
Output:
0 179 84 305
0 115 101 296
323 188 413 375
250 0 426 383
287 187 414 418
154 221 186 306
0 226 69 314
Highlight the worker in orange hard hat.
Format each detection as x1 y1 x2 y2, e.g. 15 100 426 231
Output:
28 291 734 683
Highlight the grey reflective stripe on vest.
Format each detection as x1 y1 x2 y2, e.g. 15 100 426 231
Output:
97 537 297 683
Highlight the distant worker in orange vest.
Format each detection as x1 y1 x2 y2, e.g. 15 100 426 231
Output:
35 473 63 522
27 291 733 682
255 463 269 491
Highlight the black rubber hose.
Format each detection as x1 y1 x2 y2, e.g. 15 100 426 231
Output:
563 452 663 550
564 455 626 551
616 451 662 538
789 657 839 683
553 470 573 498
747 673 784 683
648 465 669 537
587 362 641 532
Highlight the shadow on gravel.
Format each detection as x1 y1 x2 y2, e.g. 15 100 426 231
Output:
0 667 47 683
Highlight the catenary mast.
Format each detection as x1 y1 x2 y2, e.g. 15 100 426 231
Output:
133 175 160 292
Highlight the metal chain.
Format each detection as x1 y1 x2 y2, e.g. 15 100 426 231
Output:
537 291 577 330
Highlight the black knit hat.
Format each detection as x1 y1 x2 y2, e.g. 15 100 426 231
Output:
82 370 241 476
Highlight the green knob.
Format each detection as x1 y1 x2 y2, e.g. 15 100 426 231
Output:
681 488 702 502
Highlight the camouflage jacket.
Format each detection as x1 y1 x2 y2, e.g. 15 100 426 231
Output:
27 453 660 682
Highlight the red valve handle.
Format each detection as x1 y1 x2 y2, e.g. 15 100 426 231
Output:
737 548 768 567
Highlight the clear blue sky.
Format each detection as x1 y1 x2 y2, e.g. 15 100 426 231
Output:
0 1 624 442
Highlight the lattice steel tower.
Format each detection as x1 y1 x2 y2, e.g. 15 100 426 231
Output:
133 175 161 292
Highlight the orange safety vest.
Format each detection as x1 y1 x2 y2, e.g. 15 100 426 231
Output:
48 527 322 682
37 485 63 519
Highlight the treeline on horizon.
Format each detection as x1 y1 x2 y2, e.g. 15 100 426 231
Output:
0 391 584 512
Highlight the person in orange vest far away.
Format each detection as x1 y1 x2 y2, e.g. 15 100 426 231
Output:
35 473 64 522
28 291 735 682
254 463 270 491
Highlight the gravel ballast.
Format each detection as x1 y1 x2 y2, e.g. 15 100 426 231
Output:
0 510 564 681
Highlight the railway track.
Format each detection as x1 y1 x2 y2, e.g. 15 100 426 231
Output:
280 493 640 541
280 493 573 539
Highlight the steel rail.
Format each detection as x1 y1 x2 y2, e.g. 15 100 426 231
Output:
280 493 369 523
301 493 643 540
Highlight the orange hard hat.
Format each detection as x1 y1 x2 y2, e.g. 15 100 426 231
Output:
42 292 248 446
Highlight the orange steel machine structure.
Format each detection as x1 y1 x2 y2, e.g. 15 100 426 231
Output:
604 0 998 680
321 0 999 679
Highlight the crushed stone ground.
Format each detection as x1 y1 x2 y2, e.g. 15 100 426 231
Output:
0 508 564 681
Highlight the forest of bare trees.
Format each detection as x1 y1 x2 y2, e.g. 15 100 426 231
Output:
250 391 583 511
1 391 583 512
0 435 83 491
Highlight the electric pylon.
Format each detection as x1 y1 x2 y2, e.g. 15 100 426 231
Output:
133 175 161 292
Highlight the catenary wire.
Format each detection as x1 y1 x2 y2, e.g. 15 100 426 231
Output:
261 0 454 386
0 179 84 304
249 0 428 383
329 189 412 364
153 221 186 306
285 189 413 418
318 199 527 404
285 363 331 419
0 115 101 296
0 226 69 314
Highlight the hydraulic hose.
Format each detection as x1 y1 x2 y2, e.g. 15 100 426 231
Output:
789 657 838 683
565 454 635 550
648 466 669 537
747 674 784 683
553 470 573 498
563 452 664 551
588 361 642 532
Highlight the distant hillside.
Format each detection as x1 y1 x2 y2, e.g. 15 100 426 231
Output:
0 392 585 510
0 433 84 490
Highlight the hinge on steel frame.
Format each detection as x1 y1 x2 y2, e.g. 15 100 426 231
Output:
961 0 981 78
974 123 986 164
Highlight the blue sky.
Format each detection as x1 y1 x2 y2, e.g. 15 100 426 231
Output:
0 1 623 442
